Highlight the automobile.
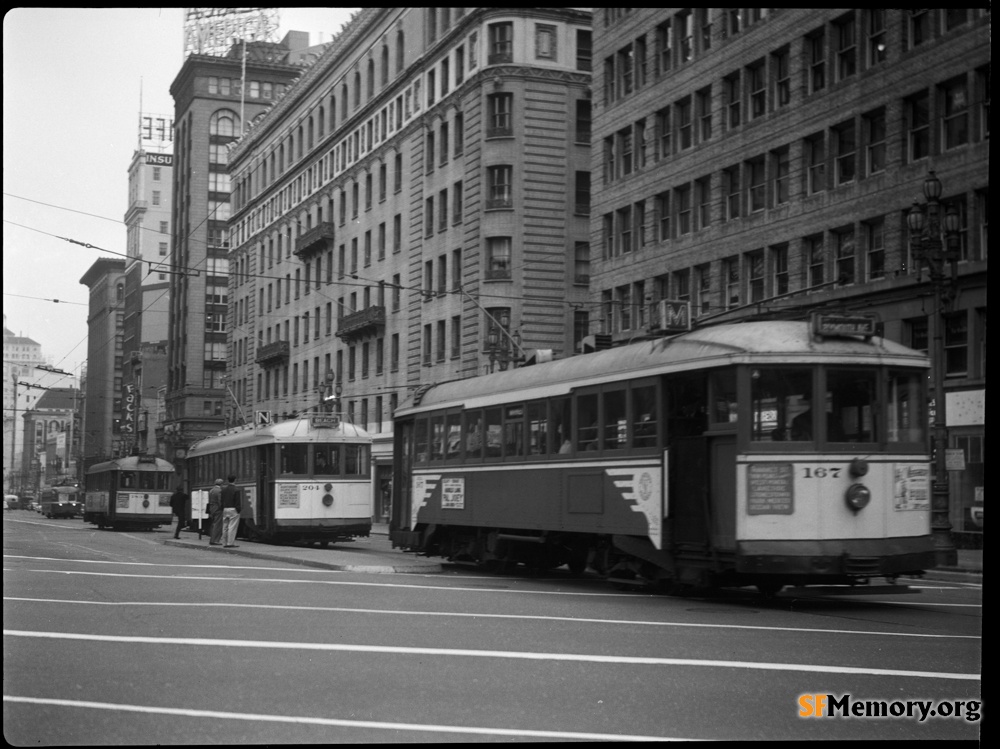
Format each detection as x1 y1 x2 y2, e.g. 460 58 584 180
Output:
26 501 38 512
4 494 18 511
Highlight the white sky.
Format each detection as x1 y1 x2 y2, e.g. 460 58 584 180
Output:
3 7 359 378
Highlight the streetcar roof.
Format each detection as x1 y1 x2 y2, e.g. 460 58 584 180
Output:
86 456 175 473
398 321 930 414
187 415 372 457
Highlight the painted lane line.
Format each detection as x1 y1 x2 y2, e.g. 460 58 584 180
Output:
1 695 680 742
4 597 981 641
3 630 980 681
11 567 985 607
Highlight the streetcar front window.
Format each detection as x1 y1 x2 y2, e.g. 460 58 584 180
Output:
314 447 340 475
710 370 739 426
344 444 369 475
826 369 877 443
279 444 308 475
887 370 927 445
120 471 136 489
750 367 813 442
138 472 156 490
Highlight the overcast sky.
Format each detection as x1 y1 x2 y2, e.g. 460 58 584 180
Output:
3 7 359 379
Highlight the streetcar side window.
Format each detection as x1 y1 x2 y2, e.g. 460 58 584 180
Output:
603 388 627 450
750 367 813 442
430 414 446 461
527 401 548 455
826 369 877 443
415 418 429 464
484 408 503 459
550 397 572 455
445 412 462 460
463 410 483 461
279 444 308 475
504 404 525 459
632 384 659 449
709 369 739 426
887 370 927 445
576 393 599 451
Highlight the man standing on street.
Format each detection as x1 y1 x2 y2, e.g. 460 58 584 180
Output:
169 485 188 539
208 478 224 545
220 475 243 548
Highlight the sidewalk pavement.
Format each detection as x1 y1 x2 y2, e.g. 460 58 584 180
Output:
163 523 982 582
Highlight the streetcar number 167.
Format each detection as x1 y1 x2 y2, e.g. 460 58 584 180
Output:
802 467 842 479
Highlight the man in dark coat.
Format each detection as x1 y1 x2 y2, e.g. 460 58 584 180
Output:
220 475 243 548
208 478 224 545
169 486 188 539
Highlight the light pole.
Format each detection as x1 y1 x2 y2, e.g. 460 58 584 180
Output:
486 310 526 373
906 170 960 568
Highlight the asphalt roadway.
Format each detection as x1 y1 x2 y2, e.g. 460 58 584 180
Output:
165 522 983 583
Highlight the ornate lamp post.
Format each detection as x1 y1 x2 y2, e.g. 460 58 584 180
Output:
486 310 526 372
906 170 960 568
317 369 341 413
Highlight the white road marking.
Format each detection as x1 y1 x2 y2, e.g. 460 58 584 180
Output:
2 629 980 681
1 695 681 742
4 596 981 640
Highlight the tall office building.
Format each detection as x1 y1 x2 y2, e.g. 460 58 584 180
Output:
592 9 987 535
79 258 127 465
227 8 593 514
162 27 323 467
3 318 45 490
121 114 174 455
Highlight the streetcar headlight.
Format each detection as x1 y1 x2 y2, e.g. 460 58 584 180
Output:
849 457 869 477
845 483 871 512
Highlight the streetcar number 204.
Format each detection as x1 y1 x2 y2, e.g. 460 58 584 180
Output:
801 467 842 479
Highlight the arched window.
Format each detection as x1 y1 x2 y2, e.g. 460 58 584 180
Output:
307 117 314 149
367 59 375 100
297 125 304 158
116 283 124 302
278 144 284 173
209 109 240 137
318 107 325 138
354 71 361 108
341 83 349 119
381 45 389 85
396 31 405 73
329 93 337 131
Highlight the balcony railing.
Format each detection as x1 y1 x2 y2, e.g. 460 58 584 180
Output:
255 340 290 366
485 196 513 210
294 222 336 258
486 125 513 138
337 305 386 341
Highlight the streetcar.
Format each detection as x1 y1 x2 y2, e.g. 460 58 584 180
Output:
390 319 936 594
39 485 83 518
83 455 176 530
186 414 373 545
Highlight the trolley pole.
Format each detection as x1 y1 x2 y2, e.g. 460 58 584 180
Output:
907 170 959 568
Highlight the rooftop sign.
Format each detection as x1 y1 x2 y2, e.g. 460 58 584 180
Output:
183 7 280 58
811 313 878 340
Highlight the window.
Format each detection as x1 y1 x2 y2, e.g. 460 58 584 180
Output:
805 235 825 287
944 312 968 377
575 171 590 214
576 29 592 71
655 20 671 75
694 264 711 315
453 180 463 224
676 184 692 235
771 243 789 295
488 22 513 64
574 241 590 285
833 119 856 184
454 111 465 155
834 14 856 81
617 206 633 253
724 72 741 129
747 156 766 212
677 10 693 63
486 237 512 279
907 10 929 49
807 29 826 93
656 192 670 240
618 127 633 176
941 77 969 150
575 99 591 143
747 251 765 303
747 60 766 119
696 86 712 142
724 256 740 309
487 93 513 137
773 47 791 107
536 24 557 60
864 108 886 175
677 96 693 149
695 176 711 229
864 218 885 280
723 165 740 220
806 132 826 194
771 147 790 205
617 44 634 97
487 165 513 209
834 227 855 284
151 190 161 206
655 106 671 160
906 91 930 161
866 9 886 66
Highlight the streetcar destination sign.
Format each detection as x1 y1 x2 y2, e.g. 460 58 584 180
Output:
811 313 877 339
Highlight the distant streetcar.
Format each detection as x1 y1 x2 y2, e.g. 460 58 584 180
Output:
83 455 176 530
390 320 936 595
186 414 373 545
39 485 82 518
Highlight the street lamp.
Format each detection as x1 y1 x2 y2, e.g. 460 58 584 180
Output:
906 170 960 568
486 310 526 372
317 369 340 413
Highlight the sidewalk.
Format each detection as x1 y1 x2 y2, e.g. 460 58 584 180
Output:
163 522 442 574
163 524 981 582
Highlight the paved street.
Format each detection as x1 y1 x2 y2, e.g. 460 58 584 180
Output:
4 512 982 743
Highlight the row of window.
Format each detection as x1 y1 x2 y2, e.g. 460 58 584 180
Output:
207 77 286 101
605 65 989 190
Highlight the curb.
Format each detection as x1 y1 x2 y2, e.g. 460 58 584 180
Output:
163 538 443 574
